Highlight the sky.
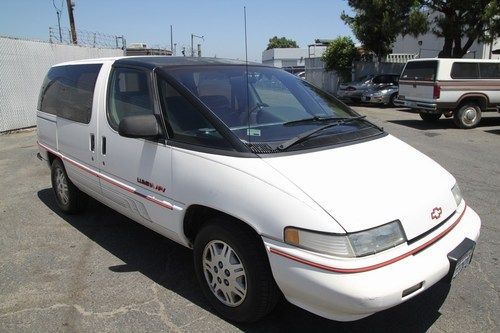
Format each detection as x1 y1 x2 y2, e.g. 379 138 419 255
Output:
0 0 356 62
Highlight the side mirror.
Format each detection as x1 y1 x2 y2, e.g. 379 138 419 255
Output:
118 115 162 139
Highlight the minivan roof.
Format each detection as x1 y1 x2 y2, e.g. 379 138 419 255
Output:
53 56 264 69
407 58 500 63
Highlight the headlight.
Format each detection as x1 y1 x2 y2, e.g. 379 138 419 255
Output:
451 183 463 206
284 221 407 258
348 221 406 257
375 89 389 95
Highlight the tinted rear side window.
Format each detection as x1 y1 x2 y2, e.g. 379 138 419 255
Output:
401 61 438 81
38 64 102 123
451 63 479 79
479 63 500 79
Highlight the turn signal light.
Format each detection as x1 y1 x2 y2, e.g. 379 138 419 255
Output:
284 228 300 245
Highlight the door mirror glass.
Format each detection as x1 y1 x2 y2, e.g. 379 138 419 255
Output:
118 115 162 139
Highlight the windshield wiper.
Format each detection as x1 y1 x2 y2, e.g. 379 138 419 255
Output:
283 115 339 126
274 115 367 151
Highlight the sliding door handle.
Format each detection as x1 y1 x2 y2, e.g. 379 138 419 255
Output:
90 134 95 152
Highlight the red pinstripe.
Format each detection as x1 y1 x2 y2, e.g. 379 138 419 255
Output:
270 206 467 274
38 142 173 210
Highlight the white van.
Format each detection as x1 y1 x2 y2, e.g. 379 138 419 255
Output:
37 57 481 323
395 58 500 128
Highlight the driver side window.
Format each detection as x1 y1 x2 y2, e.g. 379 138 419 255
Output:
108 67 154 130
158 78 231 150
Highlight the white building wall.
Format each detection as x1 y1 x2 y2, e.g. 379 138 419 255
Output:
0 36 123 132
391 11 499 60
262 48 308 67
391 33 495 59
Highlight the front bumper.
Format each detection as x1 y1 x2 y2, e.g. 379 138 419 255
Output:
394 98 437 111
337 90 363 100
264 204 480 321
361 95 389 105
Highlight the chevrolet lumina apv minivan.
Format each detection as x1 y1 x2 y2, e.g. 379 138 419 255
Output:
37 57 481 323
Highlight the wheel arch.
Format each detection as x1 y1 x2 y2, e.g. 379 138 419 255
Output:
183 204 262 247
47 151 57 166
457 93 489 111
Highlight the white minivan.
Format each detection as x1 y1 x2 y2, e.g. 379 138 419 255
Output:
37 56 481 323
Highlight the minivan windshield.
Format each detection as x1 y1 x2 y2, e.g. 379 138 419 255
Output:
164 65 382 152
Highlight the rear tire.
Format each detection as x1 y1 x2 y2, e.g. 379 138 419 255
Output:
453 104 482 129
419 112 441 122
193 218 280 323
50 159 88 214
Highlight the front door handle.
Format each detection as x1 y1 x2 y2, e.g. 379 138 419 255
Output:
90 134 95 152
102 136 106 155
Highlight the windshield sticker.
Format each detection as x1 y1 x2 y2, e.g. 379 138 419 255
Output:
247 128 261 136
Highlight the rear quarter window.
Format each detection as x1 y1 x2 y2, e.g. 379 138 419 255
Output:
401 61 438 81
479 63 500 79
38 64 102 123
451 63 479 79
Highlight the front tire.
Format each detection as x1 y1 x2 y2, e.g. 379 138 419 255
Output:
193 218 280 323
388 93 397 107
51 158 88 214
453 104 482 129
419 112 441 122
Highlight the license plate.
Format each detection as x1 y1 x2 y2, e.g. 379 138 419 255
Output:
452 249 473 279
405 101 417 107
446 238 475 283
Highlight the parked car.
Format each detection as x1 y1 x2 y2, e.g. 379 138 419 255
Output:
361 84 399 106
37 57 480 323
296 71 306 80
395 58 500 128
337 74 399 103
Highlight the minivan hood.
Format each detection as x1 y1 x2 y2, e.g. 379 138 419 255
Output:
262 135 458 240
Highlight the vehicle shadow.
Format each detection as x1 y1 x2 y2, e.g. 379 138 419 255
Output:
484 129 500 135
388 116 500 130
38 188 451 332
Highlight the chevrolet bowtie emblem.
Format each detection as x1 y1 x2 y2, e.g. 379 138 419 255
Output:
431 207 442 220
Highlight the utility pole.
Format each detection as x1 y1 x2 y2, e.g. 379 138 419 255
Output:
66 0 77 44
170 25 173 54
191 33 204 57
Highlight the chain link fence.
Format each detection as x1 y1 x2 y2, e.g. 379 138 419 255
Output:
49 27 126 49
0 36 124 132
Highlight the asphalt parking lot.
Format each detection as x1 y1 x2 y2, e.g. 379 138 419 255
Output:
0 106 499 333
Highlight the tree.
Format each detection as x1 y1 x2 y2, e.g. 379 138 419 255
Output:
266 36 299 50
341 0 428 58
343 0 500 59
321 36 357 72
425 0 500 58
